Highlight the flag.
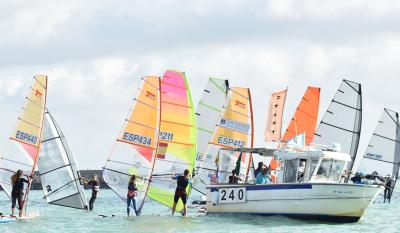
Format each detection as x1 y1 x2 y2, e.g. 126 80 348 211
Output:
265 89 287 142
286 132 305 147
235 152 242 175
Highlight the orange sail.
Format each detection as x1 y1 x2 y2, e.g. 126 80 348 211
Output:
281 86 320 145
265 89 287 142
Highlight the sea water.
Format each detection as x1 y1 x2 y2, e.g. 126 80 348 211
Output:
0 190 399 233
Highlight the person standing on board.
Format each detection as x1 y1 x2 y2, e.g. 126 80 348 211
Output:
10 169 32 217
383 174 393 203
171 169 192 216
82 175 100 211
127 175 139 216
255 168 271 184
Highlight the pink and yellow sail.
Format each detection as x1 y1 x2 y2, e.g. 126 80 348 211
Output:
103 76 161 212
147 70 196 212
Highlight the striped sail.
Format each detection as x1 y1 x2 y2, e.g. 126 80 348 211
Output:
0 75 47 206
281 86 320 145
38 109 88 209
147 70 196 212
197 87 254 188
103 76 161 212
314 80 362 172
357 108 400 183
193 78 229 193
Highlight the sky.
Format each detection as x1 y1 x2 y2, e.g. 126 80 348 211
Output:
0 0 399 170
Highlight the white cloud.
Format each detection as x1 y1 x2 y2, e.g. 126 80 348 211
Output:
0 1 399 169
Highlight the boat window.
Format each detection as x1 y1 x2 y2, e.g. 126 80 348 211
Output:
283 159 298 183
310 159 319 176
314 159 345 182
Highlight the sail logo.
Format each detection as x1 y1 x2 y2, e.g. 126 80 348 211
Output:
35 89 43 98
235 100 246 109
123 132 151 146
145 91 156 100
217 136 245 148
219 118 250 134
16 130 37 144
365 153 383 160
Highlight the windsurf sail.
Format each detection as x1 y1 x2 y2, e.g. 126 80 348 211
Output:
357 108 400 186
313 80 362 173
197 87 254 189
147 70 196 212
193 77 229 193
281 86 320 145
38 109 88 209
265 89 287 142
103 76 161 212
0 75 47 211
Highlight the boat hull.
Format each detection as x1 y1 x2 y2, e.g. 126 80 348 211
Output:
206 183 382 223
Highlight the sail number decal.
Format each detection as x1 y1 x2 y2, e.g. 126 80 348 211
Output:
365 153 383 160
16 130 38 144
123 132 151 146
219 118 250 134
218 187 246 203
160 132 174 141
217 136 245 147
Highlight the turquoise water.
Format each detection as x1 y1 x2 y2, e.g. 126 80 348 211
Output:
0 190 399 233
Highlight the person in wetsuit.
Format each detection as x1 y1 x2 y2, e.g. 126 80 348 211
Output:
10 169 31 217
384 175 394 203
171 169 192 216
82 175 100 211
228 169 239 184
127 175 139 216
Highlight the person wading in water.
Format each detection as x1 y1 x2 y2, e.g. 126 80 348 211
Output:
171 169 192 216
127 175 139 216
10 169 32 217
82 175 100 211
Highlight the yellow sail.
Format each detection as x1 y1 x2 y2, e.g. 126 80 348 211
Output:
0 75 47 202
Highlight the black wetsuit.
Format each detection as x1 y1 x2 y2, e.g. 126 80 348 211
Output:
174 176 189 205
88 180 99 211
228 175 239 184
384 178 393 203
11 178 28 209
127 182 138 215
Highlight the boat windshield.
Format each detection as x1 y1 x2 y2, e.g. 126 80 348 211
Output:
313 159 345 182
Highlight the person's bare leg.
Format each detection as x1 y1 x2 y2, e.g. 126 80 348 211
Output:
171 202 177 215
11 208 15 216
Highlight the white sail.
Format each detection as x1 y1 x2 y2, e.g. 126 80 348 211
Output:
357 108 400 181
38 110 88 209
194 78 229 193
313 79 362 172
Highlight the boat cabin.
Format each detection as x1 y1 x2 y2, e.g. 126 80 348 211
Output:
275 149 351 183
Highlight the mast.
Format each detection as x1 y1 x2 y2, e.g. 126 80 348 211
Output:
245 88 254 182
